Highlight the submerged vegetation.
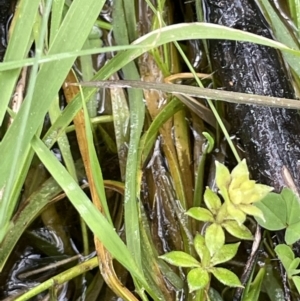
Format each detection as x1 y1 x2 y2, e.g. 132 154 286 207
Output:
1 0 300 300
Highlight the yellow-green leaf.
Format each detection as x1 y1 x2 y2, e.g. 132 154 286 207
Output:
229 188 243 205
159 251 201 268
205 223 225 257
215 161 231 190
186 207 214 222
226 203 246 225
229 159 249 190
187 268 210 292
243 184 273 204
211 267 243 288
204 187 221 214
211 242 240 266
239 204 265 221
194 233 210 267
222 220 253 240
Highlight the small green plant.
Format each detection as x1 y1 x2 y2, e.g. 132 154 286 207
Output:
254 187 300 297
160 159 273 294
159 233 242 293
255 187 300 244
275 244 300 294
187 159 272 242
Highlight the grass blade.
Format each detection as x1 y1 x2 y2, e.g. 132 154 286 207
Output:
0 0 40 125
113 0 144 271
31 136 148 287
0 0 107 242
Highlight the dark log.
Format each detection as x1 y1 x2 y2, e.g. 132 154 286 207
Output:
204 0 300 193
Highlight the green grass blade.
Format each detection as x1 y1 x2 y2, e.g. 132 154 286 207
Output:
42 22 300 147
14 257 99 301
0 176 63 271
0 45 151 72
113 0 144 270
79 80 300 109
79 89 113 224
110 84 130 179
139 98 185 164
0 0 40 125
123 0 137 41
0 0 107 242
0 0 52 241
50 0 65 44
30 136 148 286
259 0 299 50
48 97 77 180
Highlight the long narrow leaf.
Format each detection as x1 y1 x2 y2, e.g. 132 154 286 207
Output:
0 0 40 125
42 22 300 152
0 0 107 242
113 0 144 270
31 136 148 287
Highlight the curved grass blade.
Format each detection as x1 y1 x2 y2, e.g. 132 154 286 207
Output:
42 22 300 152
0 177 63 271
0 0 40 125
0 0 52 242
0 0 107 243
31 136 149 289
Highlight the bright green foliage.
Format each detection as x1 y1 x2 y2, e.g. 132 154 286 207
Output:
215 161 231 202
222 220 253 240
255 188 300 244
187 207 214 222
210 242 240 266
186 159 271 241
216 159 272 223
194 234 211 266
187 268 210 292
176 159 277 295
275 244 300 294
204 188 221 214
205 223 225 257
160 233 242 293
254 192 286 230
241 267 265 301
210 267 243 288
159 251 201 268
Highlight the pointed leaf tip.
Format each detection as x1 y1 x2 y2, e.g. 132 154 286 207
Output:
215 161 231 190
159 251 201 268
